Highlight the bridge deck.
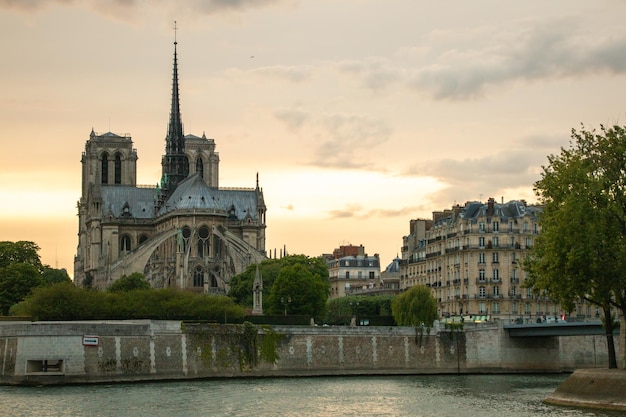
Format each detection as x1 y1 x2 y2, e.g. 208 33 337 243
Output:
503 320 615 337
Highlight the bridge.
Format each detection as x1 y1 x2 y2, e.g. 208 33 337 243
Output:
503 320 617 337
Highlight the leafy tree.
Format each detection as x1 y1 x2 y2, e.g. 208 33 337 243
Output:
42 267 72 285
0 241 43 272
525 124 626 368
0 263 45 315
391 285 438 327
267 263 330 320
229 255 330 313
108 272 151 292
229 258 284 307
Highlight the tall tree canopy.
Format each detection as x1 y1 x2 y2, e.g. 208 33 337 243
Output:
0 263 44 315
525 124 626 368
0 241 43 272
267 263 329 320
0 241 72 315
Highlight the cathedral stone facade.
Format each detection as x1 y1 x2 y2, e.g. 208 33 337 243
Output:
74 41 267 292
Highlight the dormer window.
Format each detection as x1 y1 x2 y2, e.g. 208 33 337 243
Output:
122 203 131 217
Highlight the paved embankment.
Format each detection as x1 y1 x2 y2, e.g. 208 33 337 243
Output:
544 368 626 412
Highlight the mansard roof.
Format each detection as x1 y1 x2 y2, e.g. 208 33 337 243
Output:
434 199 542 227
158 174 260 220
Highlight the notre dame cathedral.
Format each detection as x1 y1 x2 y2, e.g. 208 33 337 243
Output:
74 40 267 292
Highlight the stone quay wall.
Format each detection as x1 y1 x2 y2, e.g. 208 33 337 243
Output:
0 320 619 385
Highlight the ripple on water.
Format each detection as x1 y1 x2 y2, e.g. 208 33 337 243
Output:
0 374 620 417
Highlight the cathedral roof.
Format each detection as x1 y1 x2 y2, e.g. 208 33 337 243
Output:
158 174 260 220
101 186 157 219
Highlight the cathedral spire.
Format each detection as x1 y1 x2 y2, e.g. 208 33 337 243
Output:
160 21 189 200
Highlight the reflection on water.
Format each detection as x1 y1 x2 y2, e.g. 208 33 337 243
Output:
0 374 620 417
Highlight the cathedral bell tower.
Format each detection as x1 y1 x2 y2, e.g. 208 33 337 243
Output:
160 31 189 202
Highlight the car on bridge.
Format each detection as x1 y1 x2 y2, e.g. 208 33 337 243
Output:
545 315 566 323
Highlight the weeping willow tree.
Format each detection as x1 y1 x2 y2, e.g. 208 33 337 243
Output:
391 285 438 327
525 124 626 369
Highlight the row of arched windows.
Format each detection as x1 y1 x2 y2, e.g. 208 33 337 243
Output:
120 234 149 253
120 226 212 257
101 152 124 185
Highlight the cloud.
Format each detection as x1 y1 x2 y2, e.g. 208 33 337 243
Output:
411 18 626 100
251 65 312 83
401 133 568 209
338 58 401 92
273 109 393 170
311 114 393 169
0 0 286 16
326 204 427 221
274 108 309 131
326 205 362 219
331 17 626 101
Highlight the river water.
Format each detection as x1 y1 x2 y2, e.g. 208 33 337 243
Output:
0 374 620 417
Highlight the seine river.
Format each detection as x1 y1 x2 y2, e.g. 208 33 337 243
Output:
0 374 620 417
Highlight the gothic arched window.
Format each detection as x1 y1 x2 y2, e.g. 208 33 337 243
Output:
101 152 109 184
196 157 204 179
120 235 131 253
197 226 210 258
114 153 122 184
193 266 204 287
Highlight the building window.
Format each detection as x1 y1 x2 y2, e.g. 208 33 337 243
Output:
114 153 122 184
511 252 517 263
120 235 131 252
526 237 532 248
509 221 514 232
493 302 500 314
525 303 531 314
479 253 485 264
479 222 486 233
369 271 375 279
479 269 485 281
193 267 204 287
479 237 485 248
345 271 350 279
493 286 500 297
197 226 210 258
493 221 499 232
511 286 517 296
479 302 486 313
479 286 486 297
492 252 499 263
101 152 109 184
493 236 499 248
196 157 204 179
512 302 518 313
493 269 500 281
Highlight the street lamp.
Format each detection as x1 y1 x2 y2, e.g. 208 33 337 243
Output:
281 296 291 316
349 300 360 325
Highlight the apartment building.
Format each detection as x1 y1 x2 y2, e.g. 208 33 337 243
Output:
324 245 381 298
400 198 567 320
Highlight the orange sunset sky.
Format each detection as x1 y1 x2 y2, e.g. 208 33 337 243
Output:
1 0 626 278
